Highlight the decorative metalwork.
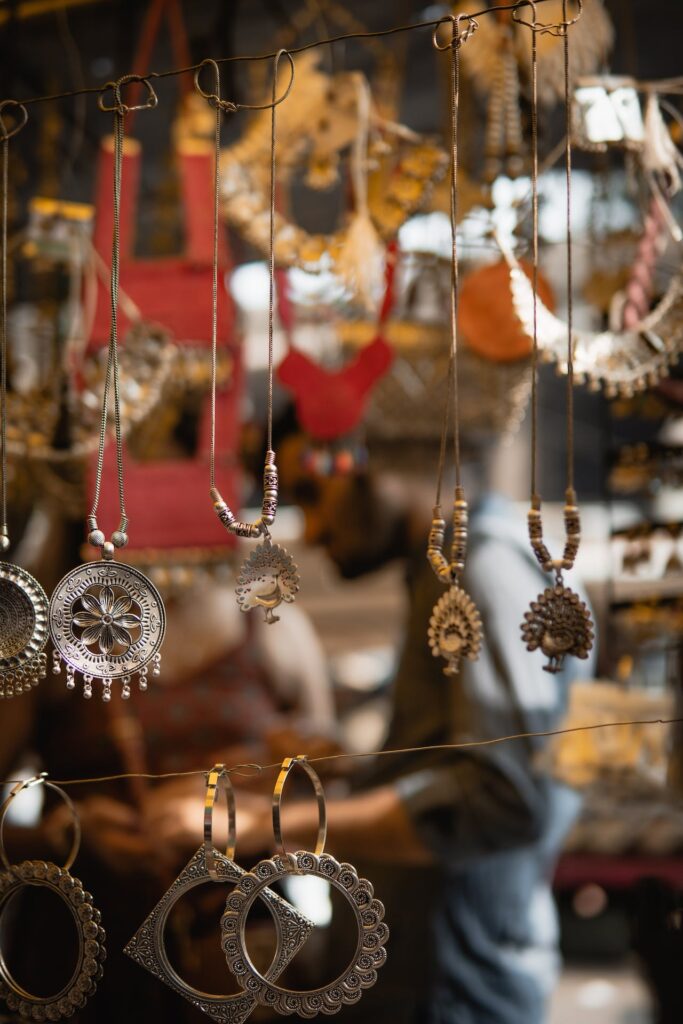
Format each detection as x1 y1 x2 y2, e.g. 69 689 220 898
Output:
236 538 300 624
428 584 483 676
521 583 594 674
49 561 165 700
0 564 48 698
124 845 314 1023
0 860 106 1021
222 851 388 1018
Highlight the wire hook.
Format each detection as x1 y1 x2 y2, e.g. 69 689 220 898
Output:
432 13 479 52
0 100 28 141
98 73 159 114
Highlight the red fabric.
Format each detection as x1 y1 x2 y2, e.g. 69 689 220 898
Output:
276 246 396 440
88 133 240 552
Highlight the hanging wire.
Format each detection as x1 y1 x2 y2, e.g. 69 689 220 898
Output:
7 1 565 110
1 716 680 788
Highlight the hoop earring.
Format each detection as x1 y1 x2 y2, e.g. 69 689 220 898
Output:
0 776 107 1021
221 756 389 1017
125 765 314 1022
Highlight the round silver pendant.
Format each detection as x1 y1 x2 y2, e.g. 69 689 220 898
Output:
49 560 166 700
428 584 483 677
236 538 300 624
0 562 48 698
0 860 106 1021
521 583 594 674
222 851 389 1017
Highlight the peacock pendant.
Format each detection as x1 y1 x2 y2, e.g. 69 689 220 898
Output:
428 583 483 677
521 580 594 674
235 534 300 624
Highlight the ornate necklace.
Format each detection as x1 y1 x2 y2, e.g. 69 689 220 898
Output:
426 17 483 677
0 101 49 699
49 77 166 700
516 2 594 673
197 56 300 625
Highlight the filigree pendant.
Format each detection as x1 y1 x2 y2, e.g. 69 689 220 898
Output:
236 537 300 624
49 561 166 700
0 563 49 698
521 583 594 674
428 584 483 677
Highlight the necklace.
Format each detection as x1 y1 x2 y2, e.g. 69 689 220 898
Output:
516 2 594 674
196 55 300 625
426 17 483 678
49 77 166 701
0 101 49 699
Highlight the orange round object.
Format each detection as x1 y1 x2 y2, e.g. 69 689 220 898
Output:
459 259 555 363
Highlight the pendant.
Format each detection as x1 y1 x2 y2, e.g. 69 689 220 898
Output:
236 536 300 624
0 563 49 698
521 583 594 674
428 584 483 677
49 560 166 700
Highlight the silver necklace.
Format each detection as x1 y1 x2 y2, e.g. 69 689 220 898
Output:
49 77 165 701
0 101 49 699
196 55 300 625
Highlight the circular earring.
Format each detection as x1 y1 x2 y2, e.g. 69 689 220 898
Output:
124 765 314 1022
0 776 107 1021
221 756 389 1018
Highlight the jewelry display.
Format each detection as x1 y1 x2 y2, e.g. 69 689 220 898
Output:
0 776 106 1021
0 101 49 699
221 756 388 1017
426 17 483 677
219 51 447 284
49 77 166 700
125 765 314 1023
517 2 594 674
197 55 300 623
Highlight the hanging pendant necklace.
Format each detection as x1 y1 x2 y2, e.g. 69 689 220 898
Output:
426 17 483 677
517 2 594 674
49 77 166 701
196 54 299 625
0 101 49 699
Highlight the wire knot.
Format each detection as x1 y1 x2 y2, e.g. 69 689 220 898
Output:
432 13 479 51
512 0 583 37
98 74 159 115
0 100 28 141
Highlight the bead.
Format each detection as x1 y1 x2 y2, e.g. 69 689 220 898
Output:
0 534 10 553
138 678 148 692
88 530 105 548
121 685 131 700
112 531 128 549
66 678 76 690
83 686 93 700
101 542 115 560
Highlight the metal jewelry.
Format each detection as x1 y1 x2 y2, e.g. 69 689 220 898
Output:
49 77 165 700
0 101 49 699
517 2 594 673
125 765 314 1023
196 55 300 624
426 18 483 677
221 756 389 1018
0 776 107 1021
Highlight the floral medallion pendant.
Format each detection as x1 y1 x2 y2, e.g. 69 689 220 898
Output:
521 582 594 674
0 562 48 698
428 584 483 677
236 537 300 624
49 561 166 700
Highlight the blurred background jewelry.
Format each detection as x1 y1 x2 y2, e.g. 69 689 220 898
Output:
517 2 594 674
221 756 388 1018
0 776 106 1021
0 101 48 700
199 54 300 623
48 76 166 701
125 764 313 1022
426 17 483 677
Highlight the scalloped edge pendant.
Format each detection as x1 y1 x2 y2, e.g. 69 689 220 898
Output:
48 560 166 700
521 583 594 674
428 584 483 677
0 562 49 699
236 537 300 624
